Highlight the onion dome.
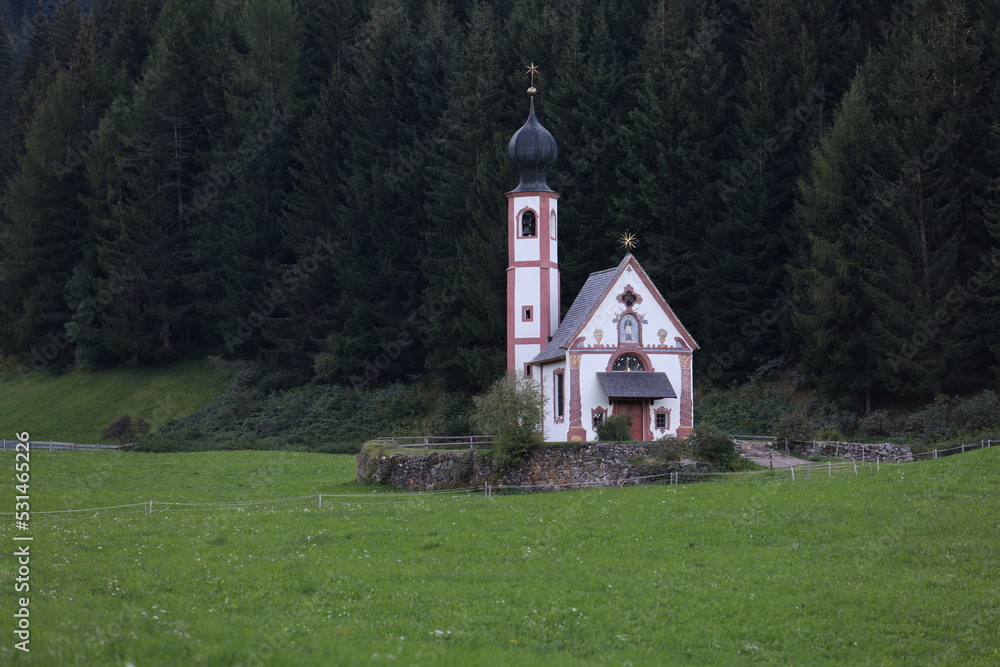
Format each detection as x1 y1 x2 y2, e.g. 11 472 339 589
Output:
508 89 558 193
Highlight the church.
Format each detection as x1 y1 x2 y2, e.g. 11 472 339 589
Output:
505 80 697 443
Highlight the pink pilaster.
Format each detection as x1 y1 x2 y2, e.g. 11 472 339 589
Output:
567 354 586 441
677 354 694 438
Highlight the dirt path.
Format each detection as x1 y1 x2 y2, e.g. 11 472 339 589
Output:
734 440 811 468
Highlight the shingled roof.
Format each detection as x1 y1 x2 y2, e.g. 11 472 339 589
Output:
530 260 623 364
596 372 677 399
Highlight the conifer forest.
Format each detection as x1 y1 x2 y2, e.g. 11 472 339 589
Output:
2 0 999 413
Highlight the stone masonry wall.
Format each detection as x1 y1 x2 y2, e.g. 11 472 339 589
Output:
787 440 914 462
357 443 708 491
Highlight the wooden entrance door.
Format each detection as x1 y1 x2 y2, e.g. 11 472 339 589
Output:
615 400 645 441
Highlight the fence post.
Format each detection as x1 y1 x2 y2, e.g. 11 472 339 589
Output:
933 449 938 459
147 500 152 516
790 466 795 481
828 461 832 477
961 443 965 454
877 456 880 472
853 461 858 474
317 493 322 509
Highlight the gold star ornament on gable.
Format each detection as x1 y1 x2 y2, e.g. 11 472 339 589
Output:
618 230 638 251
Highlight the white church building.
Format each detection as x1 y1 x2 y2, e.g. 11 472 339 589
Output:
505 86 698 442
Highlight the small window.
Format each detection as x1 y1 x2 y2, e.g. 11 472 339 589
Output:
554 370 565 419
593 410 605 429
520 210 536 237
524 363 532 378
522 306 533 321
655 412 666 429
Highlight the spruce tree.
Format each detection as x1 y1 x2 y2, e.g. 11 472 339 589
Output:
420 1 509 391
790 76 879 412
0 71 91 363
82 2 210 364
187 0 303 358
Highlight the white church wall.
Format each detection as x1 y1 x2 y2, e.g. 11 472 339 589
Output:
513 266 541 341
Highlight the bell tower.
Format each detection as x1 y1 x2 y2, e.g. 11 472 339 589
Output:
506 66 560 377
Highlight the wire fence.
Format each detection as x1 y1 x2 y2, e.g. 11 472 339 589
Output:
3 438 993 520
0 454 929 519
1 439 121 451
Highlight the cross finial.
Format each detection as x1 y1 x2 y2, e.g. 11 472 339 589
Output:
525 62 539 95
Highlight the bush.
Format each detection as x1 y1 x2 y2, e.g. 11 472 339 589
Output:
904 396 953 443
101 414 150 446
596 415 632 442
653 435 688 461
858 409 893 438
815 428 844 442
689 426 739 468
471 373 543 465
951 391 1000 433
774 411 814 445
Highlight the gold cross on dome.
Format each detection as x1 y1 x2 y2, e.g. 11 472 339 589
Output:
525 62 539 86
619 230 638 251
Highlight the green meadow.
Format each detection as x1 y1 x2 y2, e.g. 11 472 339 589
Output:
0 449 997 665
0 361 232 444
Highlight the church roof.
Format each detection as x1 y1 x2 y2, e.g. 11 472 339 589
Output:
531 262 621 364
531 254 699 364
597 372 677 399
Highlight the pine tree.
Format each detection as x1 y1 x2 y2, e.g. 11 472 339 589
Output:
859 8 984 396
614 0 737 384
419 1 509 391
790 75 879 411
0 71 91 363
186 0 303 358
81 1 210 364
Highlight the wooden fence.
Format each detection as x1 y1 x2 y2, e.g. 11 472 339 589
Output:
372 435 495 450
1 439 122 451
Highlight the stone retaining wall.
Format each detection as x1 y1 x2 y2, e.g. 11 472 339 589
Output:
357 443 709 491
787 440 914 462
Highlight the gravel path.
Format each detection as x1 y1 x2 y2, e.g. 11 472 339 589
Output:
734 440 811 468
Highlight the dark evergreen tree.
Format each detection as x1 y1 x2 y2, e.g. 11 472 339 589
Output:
615 0 738 385
419 1 509 391
790 76 879 412
80 0 211 364
186 0 303 358
859 4 985 397
0 71 90 362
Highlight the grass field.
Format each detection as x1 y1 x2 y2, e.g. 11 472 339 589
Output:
1 448 997 665
0 361 232 443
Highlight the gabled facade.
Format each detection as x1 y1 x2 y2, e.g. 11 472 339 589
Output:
505 86 698 442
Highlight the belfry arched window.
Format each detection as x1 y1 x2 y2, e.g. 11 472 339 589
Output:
520 210 536 237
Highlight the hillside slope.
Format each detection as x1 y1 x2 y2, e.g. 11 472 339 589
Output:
0 360 231 443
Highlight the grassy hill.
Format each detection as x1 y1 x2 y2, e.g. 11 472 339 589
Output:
0 360 232 443
1 447 996 664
